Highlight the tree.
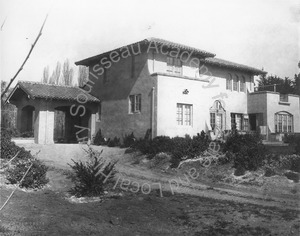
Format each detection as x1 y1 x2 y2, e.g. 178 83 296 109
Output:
78 66 88 87
62 59 74 86
1 15 48 98
49 62 61 84
293 73 300 96
42 66 49 83
257 74 294 94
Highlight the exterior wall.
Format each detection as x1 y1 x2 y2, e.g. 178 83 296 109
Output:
150 51 254 137
88 51 156 139
10 90 98 144
248 91 300 138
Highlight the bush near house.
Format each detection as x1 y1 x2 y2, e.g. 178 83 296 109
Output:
223 131 267 171
92 129 107 146
1 128 49 189
122 132 136 148
132 131 210 167
283 133 300 154
68 146 117 197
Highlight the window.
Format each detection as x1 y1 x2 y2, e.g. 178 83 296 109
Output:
210 100 226 131
177 104 192 126
167 57 182 75
231 113 248 131
240 76 245 92
210 113 216 130
233 75 238 91
129 94 141 113
275 112 293 133
226 74 232 90
279 94 288 102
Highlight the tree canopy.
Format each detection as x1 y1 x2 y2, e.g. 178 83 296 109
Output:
257 73 300 96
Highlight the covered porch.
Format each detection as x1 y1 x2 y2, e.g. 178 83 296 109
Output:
5 81 100 144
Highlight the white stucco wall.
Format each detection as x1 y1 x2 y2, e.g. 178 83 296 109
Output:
155 73 251 137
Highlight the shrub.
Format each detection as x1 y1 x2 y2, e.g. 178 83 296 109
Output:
68 146 117 197
6 158 49 188
2 128 49 189
283 133 300 154
93 129 106 146
107 137 121 147
132 138 152 154
122 132 136 148
224 132 267 171
132 131 210 168
150 152 172 169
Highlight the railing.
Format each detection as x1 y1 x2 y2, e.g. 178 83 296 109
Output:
254 84 278 92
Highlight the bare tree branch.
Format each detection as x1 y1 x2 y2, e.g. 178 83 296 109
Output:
1 14 48 98
1 17 7 31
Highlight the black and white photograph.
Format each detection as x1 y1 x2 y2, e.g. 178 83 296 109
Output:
0 0 299 235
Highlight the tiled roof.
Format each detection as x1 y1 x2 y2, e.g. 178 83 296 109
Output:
75 37 216 65
201 57 267 75
7 81 100 103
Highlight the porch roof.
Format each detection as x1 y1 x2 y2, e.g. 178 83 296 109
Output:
6 81 100 104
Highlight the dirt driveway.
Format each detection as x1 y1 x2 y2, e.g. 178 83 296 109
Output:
1 144 299 235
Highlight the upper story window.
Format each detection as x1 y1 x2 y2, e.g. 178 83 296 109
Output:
240 76 245 92
279 94 288 102
226 74 232 90
177 103 192 126
129 94 141 113
233 75 239 91
275 112 293 133
167 57 182 75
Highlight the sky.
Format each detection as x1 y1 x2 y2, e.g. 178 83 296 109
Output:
0 0 299 88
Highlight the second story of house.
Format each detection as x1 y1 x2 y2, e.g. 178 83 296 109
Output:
75 37 267 110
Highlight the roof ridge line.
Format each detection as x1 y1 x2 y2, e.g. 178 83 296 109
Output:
18 80 78 88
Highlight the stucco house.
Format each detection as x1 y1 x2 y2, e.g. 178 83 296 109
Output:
6 38 300 144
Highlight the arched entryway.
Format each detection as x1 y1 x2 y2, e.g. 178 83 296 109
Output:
209 100 226 138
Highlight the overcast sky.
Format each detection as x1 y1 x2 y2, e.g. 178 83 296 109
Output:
0 0 299 87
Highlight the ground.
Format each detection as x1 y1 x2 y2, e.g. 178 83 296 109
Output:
0 144 299 236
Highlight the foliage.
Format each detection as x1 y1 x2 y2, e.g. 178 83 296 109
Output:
92 129 106 146
283 133 300 154
132 131 210 168
122 132 136 148
264 154 300 173
107 137 121 147
68 147 117 197
2 128 49 188
257 74 296 94
224 132 267 171
1 127 19 159
150 152 172 169
6 158 49 188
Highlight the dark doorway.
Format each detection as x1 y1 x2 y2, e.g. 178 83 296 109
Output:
54 106 91 143
249 114 256 131
21 105 35 134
